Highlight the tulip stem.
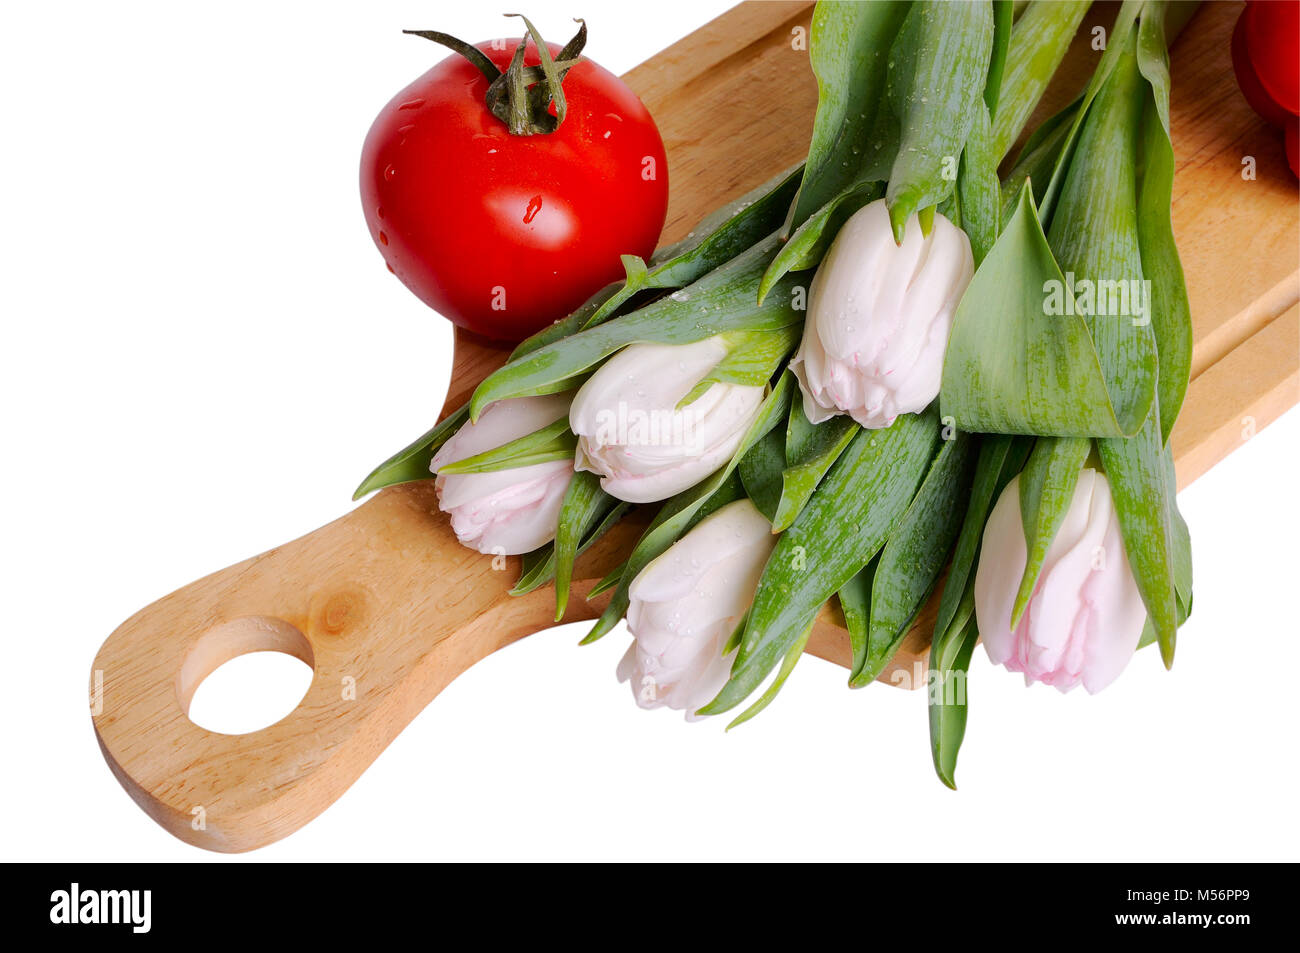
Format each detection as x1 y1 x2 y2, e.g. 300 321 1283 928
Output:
990 0 1093 162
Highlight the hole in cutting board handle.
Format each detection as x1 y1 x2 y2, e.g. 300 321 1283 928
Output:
178 616 315 736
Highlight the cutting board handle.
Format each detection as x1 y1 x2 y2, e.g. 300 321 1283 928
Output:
88 332 635 852
88 325 897 852
87 319 915 853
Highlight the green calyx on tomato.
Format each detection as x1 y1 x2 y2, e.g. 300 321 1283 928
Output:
405 15 587 137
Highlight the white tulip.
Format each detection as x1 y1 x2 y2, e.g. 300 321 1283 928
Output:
974 468 1147 694
618 499 778 718
430 393 573 556
569 336 765 504
790 198 974 429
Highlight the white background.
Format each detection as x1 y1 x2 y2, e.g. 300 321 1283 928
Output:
3 1 1297 862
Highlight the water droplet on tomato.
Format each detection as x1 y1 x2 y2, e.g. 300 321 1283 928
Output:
384 164 397 181
398 98 425 110
523 195 543 224
379 231 389 246
386 262 395 274
376 206 385 219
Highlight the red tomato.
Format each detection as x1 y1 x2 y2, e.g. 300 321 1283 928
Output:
360 38 669 342
1232 5 1293 128
1242 0 1299 117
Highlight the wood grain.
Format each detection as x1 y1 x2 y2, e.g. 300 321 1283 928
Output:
91 1 1299 852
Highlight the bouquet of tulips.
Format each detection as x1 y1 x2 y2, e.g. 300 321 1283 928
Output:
357 0 1196 786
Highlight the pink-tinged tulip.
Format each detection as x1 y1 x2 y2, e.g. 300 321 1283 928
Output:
974 468 1147 693
430 394 573 556
569 337 765 504
790 198 973 429
618 499 777 718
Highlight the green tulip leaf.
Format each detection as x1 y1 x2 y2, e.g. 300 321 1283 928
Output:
998 96 1080 222
509 497 631 597
839 556 879 678
724 620 814 730
1044 31 1158 444
352 405 469 501
885 0 996 240
1137 445 1193 648
957 100 999 268
433 417 576 475
788 0 910 229
510 545 556 598
648 165 804 285
932 434 1029 649
1012 435 1091 627
928 605 979 790
773 403 859 533
700 406 940 715
553 471 620 620
854 429 977 686
924 435 1032 789
1035 0 1144 221
940 184 1144 438
583 559 628 602
983 0 1013 118
1165 445 1193 619
584 165 806 331
1134 3 1192 446
678 324 802 408
1097 410 1179 667
738 427 786 524
758 180 881 305
989 0 1091 161
470 236 803 420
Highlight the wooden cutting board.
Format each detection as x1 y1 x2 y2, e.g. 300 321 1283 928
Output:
90 0 1299 852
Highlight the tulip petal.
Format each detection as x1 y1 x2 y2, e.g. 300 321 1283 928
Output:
791 199 972 431
438 459 573 556
572 337 767 504
583 372 794 645
622 500 778 718
976 467 1146 693
432 394 571 472
429 394 575 556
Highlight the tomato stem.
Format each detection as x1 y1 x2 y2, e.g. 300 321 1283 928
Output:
401 30 501 82
404 16 587 136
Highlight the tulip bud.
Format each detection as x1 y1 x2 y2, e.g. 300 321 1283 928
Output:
569 336 765 504
430 394 573 556
618 499 778 718
790 198 974 429
974 468 1147 693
